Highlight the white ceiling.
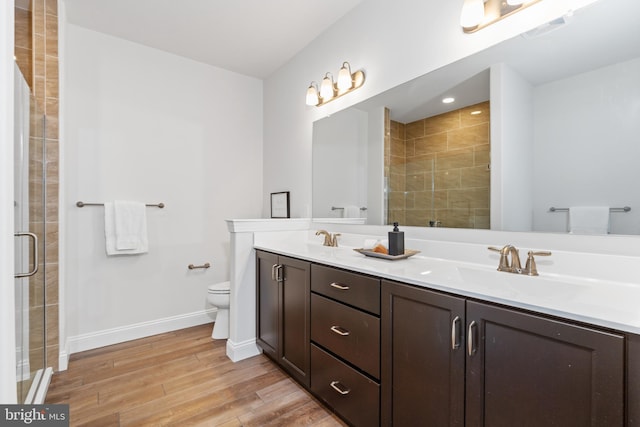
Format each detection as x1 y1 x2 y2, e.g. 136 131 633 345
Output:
62 0 364 79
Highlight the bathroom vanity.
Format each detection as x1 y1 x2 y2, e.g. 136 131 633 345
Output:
253 231 639 426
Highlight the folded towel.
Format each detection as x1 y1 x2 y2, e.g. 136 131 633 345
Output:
344 205 360 218
569 206 610 235
104 201 149 255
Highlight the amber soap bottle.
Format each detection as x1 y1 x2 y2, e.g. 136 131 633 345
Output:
388 222 405 256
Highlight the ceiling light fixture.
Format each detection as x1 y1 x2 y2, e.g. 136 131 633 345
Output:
306 61 365 107
442 97 455 104
461 0 542 33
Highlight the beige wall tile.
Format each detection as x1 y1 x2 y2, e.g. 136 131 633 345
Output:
405 120 424 139
415 133 448 155
474 144 490 167
436 209 474 228
389 172 405 192
461 165 490 188
45 57 59 99
391 135 405 157
45 15 58 57
412 190 433 210
14 46 32 87
45 0 57 17
436 148 474 170
405 210 429 227
33 0 45 34
448 188 490 209
461 101 490 128
45 222 58 265
406 173 426 192
406 154 434 175
15 7 32 49
45 97 59 137
435 169 461 190
424 110 461 135
448 122 489 149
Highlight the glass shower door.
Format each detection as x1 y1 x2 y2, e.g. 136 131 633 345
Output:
14 63 47 403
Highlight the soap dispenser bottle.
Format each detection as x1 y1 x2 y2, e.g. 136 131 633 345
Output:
388 222 405 256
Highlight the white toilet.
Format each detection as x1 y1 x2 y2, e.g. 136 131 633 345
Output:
207 281 230 339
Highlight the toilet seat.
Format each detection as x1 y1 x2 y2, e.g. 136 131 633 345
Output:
208 281 230 294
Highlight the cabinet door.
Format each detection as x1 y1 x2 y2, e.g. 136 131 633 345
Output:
256 251 279 359
627 333 640 426
381 280 466 427
466 300 624 427
279 256 311 387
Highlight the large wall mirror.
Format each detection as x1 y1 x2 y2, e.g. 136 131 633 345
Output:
312 0 640 235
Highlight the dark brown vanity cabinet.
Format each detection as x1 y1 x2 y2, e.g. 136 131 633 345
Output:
629 333 640 426
310 264 381 426
382 280 626 427
381 280 466 426
256 250 311 387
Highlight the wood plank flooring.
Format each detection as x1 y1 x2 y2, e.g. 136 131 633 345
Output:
45 323 347 426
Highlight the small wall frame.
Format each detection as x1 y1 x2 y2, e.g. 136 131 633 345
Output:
270 191 290 218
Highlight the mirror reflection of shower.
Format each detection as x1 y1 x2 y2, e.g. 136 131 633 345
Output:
385 101 491 229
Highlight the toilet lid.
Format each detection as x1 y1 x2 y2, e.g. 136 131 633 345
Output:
208 281 230 293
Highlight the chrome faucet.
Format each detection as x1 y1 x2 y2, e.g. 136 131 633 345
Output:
488 245 551 276
316 230 341 247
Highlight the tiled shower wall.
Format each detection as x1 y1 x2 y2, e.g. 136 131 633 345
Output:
15 0 60 371
387 101 490 229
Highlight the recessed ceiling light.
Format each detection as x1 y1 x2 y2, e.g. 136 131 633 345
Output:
470 110 482 115
442 97 455 104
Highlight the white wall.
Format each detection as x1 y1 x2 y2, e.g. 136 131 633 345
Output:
262 0 593 218
1 0 17 404
490 63 534 231
533 57 640 234
63 24 263 353
312 108 368 218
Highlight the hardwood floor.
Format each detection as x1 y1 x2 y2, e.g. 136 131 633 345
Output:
46 324 347 426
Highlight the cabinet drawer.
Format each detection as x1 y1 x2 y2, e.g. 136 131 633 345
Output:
311 344 380 427
311 264 380 314
311 294 380 379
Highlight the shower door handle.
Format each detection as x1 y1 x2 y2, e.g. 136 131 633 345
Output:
14 232 38 278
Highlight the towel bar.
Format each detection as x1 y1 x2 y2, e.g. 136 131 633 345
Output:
188 263 210 270
331 206 367 211
549 206 630 212
76 201 165 208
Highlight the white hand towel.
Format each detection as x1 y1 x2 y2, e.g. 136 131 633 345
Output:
569 206 610 235
104 201 149 255
344 205 360 218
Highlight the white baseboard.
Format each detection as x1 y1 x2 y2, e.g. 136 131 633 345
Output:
226 337 261 362
64 308 217 362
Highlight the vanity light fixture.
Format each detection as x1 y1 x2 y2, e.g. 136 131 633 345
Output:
320 73 336 101
305 61 366 107
461 0 542 33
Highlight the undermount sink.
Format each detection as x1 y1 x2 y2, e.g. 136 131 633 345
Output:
455 265 640 318
455 266 586 301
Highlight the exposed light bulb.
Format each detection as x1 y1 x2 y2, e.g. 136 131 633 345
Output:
337 62 353 92
306 83 319 106
320 74 335 101
460 0 485 28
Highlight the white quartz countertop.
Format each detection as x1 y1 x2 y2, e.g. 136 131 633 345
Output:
253 231 640 335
